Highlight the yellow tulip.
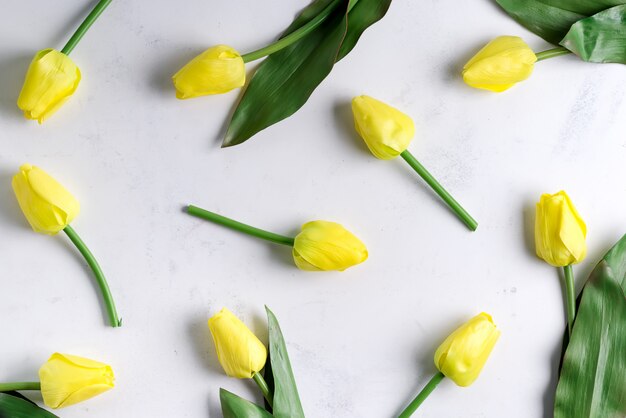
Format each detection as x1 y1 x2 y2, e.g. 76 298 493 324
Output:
12 164 80 235
434 313 500 387
292 220 368 271
39 353 114 409
173 45 246 99
208 308 267 378
535 191 587 267
351 95 415 160
462 36 537 92
17 49 81 123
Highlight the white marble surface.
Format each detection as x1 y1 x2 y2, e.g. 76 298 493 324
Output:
1 1 626 417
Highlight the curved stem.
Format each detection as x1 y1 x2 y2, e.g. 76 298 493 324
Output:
61 0 113 55
187 205 295 246
400 150 478 231
252 372 273 408
535 47 571 62
563 265 576 336
0 382 41 392
398 372 445 418
241 0 342 63
63 225 121 327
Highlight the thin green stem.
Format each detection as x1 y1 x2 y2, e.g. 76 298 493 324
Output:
252 372 273 408
535 47 571 62
398 372 445 418
187 205 295 246
63 225 121 327
400 150 478 231
0 382 41 392
563 265 576 336
61 0 113 55
241 0 342 63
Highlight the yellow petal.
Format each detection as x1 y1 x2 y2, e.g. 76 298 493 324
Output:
351 95 415 160
39 353 114 409
434 313 500 387
12 164 80 235
17 49 81 123
208 308 267 378
173 45 246 99
462 36 537 93
292 221 368 271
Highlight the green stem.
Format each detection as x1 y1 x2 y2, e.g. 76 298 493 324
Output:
187 205 295 246
0 382 41 392
563 265 576 336
398 372 445 418
61 0 113 55
535 47 571 62
63 225 121 327
252 372 273 408
400 150 478 231
241 0 342 63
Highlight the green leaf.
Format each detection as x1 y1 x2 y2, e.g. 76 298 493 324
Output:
220 388 273 418
561 5 626 63
554 234 626 418
0 392 59 418
337 0 392 61
265 306 305 418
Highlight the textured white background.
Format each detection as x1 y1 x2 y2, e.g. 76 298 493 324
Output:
1 1 626 417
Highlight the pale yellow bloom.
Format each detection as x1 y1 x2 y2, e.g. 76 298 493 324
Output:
17 49 81 123
462 36 537 92
39 353 114 409
293 221 368 271
208 308 267 378
434 313 500 387
173 45 246 99
535 191 587 267
12 164 80 235
351 95 415 160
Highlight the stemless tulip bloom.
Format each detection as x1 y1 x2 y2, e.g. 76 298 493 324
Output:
352 95 415 160
293 221 368 271
173 45 246 99
535 191 587 267
12 164 80 235
17 49 81 123
39 353 114 409
462 36 537 92
434 313 500 387
209 308 267 378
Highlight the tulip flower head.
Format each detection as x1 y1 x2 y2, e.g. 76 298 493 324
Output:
462 36 537 92
208 308 267 378
434 313 500 387
535 191 587 267
39 353 114 409
173 45 246 99
17 49 81 123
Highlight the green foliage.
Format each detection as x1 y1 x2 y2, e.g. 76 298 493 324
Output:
0 392 59 418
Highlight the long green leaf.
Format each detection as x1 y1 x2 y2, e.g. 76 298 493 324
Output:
0 392 59 418
265 306 305 418
561 5 626 63
220 388 273 418
554 234 626 418
337 0 392 61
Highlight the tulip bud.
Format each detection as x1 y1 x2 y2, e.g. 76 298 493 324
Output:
39 353 114 409
17 49 81 123
462 36 537 92
535 191 587 267
351 95 415 160
173 45 246 99
208 308 267 378
292 221 368 271
434 313 500 387
12 164 80 235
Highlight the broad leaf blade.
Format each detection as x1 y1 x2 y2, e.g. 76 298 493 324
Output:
554 234 626 418
0 392 59 418
220 388 273 418
337 0 392 61
561 5 626 63
265 306 305 418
